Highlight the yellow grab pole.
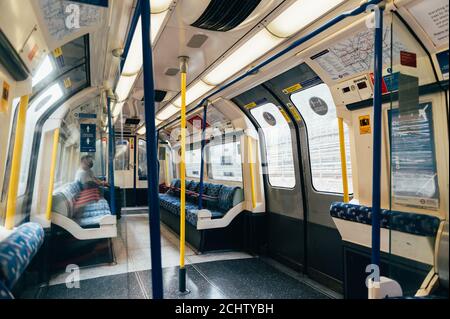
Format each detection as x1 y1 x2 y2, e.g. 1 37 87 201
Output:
247 136 257 210
179 56 189 293
5 95 29 230
46 128 60 221
338 118 350 203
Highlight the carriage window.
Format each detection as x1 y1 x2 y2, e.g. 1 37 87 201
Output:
186 148 201 178
93 138 107 177
115 139 130 171
138 139 148 180
291 83 353 194
208 142 243 182
251 103 296 188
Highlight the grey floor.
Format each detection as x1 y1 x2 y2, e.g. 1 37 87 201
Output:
29 258 329 299
20 214 335 299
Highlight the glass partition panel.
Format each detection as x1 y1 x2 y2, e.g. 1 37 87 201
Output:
386 11 442 297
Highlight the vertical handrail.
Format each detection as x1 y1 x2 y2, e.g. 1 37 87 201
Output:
100 131 105 178
338 118 350 203
46 128 60 221
165 148 170 186
198 103 208 210
141 0 164 299
247 136 257 210
5 95 29 230
179 56 189 293
371 5 385 269
106 97 116 215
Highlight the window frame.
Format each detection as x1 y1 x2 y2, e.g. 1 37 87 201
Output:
206 140 244 183
185 147 202 179
289 83 353 196
250 102 297 190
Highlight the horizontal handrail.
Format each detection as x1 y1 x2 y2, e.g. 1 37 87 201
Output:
158 0 383 131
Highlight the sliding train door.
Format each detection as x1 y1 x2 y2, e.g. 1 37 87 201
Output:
264 64 351 292
233 86 308 271
234 64 351 292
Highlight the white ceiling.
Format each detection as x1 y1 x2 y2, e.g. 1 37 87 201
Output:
133 0 285 108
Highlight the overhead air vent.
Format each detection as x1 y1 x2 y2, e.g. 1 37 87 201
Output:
165 68 180 76
125 118 141 125
187 34 209 48
191 0 261 32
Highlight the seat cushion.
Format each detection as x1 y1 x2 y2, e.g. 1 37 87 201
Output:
330 202 441 237
82 199 110 215
330 202 390 227
159 194 182 215
0 223 44 290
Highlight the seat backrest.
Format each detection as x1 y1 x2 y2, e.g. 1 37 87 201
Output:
218 185 241 212
0 223 44 291
330 202 441 237
52 182 82 218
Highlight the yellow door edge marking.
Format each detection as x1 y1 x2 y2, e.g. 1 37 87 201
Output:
282 83 303 95
279 108 291 123
287 103 302 122
244 102 257 110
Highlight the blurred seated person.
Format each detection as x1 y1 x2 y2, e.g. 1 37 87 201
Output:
73 155 110 216
75 155 108 189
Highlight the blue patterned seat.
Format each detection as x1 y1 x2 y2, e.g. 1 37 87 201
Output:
218 185 239 212
204 183 223 211
0 280 13 299
0 223 44 297
159 180 243 227
53 182 114 229
330 202 441 237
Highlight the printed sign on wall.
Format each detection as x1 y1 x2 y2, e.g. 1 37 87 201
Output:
359 115 371 135
80 124 96 153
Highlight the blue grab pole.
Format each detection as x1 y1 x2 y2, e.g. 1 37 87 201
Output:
159 0 384 132
198 103 208 210
371 5 384 268
106 97 116 215
141 0 164 299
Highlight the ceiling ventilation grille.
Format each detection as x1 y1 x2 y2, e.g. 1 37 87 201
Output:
191 0 261 32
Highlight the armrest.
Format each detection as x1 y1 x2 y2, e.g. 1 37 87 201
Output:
99 214 117 226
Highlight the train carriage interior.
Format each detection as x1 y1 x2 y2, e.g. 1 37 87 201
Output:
0 0 448 302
